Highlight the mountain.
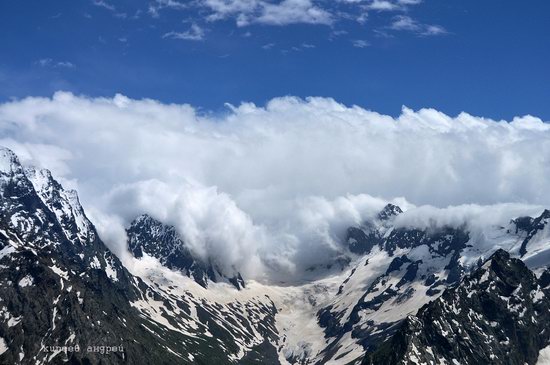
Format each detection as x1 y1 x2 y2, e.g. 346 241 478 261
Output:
317 220 471 362
0 147 183 364
362 249 550 365
0 146 549 364
344 203 403 255
0 147 277 364
127 214 245 289
512 209 550 263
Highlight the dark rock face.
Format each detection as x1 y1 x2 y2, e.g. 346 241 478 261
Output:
540 268 550 289
514 209 550 256
127 214 216 288
320 220 472 347
318 201 550 364
384 225 470 258
362 250 550 365
385 255 411 274
126 214 245 289
346 224 381 255
345 204 404 255
377 204 403 221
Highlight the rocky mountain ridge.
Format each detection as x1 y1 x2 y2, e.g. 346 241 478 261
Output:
0 146 549 364
127 214 245 289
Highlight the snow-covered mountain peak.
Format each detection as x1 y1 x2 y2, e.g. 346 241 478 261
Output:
0 147 20 175
345 204 404 255
377 203 403 221
0 147 27 194
127 214 246 289
22 165 95 245
363 248 550 364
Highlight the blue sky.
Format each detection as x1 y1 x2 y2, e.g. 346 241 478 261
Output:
1 0 549 119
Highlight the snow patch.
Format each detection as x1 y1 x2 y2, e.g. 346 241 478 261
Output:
0 337 7 355
18 275 34 287
90 256 101 269
49 265 69 280
537 345 550 365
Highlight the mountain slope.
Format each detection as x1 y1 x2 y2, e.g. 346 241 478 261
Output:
362 249 550 365
127 214 245 289
0 148 192 364
0 147 278 364
1 146 549 365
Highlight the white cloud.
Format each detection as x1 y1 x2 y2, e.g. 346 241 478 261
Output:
163 24 206 41
154 0 188 10
2 93 548 281
368 0 399 11
255 0 333 26
36 59 76 69
148 0 188 18
390 15 418 30
92 0 127 18
344 0 421 13
144 0 441 44
262 42 275 50
390 15 446 36
93 0 115 12
397 0 422 5
197 0 423 26
202 0 333 26
421 24 447 36
352 39 369 48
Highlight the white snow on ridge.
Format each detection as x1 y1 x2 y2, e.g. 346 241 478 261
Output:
104 256 119 282
18 275 34 287
126 252 370 364
123 233 550 365
0 147 19 176
537 345 550 365
49 265 69 280
23 166 94 245
0 337 7 355
0 245 16 260
0 306 21 328
89 256 101 269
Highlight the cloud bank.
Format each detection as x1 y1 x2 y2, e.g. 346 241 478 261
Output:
1 92 549 281
147 0 446 41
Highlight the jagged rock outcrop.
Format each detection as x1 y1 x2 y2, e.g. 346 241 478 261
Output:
362 250 550 365
126 214 246 289
345 204 404 255
513 209 550 257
